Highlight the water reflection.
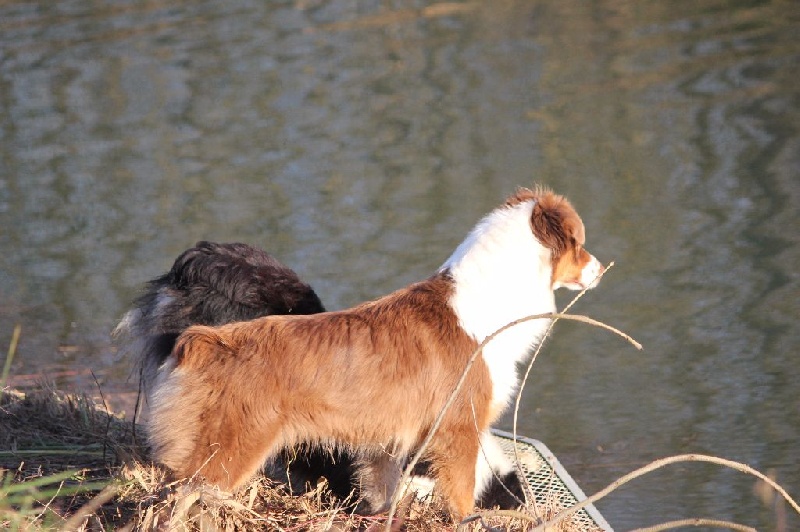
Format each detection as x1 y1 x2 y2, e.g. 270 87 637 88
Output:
1 1 798 529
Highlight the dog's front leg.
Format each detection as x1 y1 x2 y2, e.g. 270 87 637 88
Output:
426 426 479 520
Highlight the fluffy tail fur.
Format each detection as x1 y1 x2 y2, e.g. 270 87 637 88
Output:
114 241 325 396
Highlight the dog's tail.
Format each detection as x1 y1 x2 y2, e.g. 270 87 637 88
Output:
113 241 325 397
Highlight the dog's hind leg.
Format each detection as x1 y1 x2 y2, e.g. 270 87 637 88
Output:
180 415 286 492
152 380 285 491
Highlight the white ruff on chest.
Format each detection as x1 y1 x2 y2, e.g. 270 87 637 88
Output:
442 200 557 416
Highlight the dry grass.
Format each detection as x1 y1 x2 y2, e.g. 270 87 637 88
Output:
1 384 138 529
0 385 595 531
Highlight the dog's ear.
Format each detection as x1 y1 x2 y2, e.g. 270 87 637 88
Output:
530 192 569 252
530 189 585 253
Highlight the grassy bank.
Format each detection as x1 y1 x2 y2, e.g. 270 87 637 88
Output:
1 385 589 531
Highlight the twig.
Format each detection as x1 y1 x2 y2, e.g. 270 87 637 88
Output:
132 365 144 448
461 508 541 524
1 324 22 389
90 370 113 462
33 479 67 524
511 262 617 507
628 518 757 532
531 453 800 531
384 306 640 530
61 483 120 531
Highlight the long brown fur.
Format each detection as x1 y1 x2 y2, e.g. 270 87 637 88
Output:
150 274 490 518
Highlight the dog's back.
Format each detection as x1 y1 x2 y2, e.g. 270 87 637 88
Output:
149 274 492 513
150 241 324 328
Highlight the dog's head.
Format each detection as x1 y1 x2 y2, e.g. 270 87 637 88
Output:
509 186 604 291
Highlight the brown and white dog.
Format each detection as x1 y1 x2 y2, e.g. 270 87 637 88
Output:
116 241 526 511
147 186 603 520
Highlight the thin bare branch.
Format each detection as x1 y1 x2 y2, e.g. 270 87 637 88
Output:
61 483 120 531
531 453 800 531
511 262 619 491
628 518 757 532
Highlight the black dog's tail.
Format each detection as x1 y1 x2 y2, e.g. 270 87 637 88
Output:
113 241 325 396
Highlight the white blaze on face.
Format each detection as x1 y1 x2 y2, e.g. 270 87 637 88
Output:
579 253 604 289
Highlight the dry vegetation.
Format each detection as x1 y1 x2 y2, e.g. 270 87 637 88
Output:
0 385 594 531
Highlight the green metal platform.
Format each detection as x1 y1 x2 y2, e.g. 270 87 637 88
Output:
491 429 613 531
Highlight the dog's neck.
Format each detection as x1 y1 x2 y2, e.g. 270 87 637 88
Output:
440 200 557 410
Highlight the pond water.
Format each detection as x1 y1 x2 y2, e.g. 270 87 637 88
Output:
1 1 798 529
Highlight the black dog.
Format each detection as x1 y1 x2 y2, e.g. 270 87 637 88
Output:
115 241 524 510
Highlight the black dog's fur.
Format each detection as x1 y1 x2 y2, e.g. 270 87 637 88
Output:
117 241 358 501
117 241 524 510
132 241 325 372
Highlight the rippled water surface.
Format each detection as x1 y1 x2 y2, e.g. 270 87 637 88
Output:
1 1 798 529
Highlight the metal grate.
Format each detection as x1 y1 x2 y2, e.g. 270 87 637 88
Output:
491 429 613 531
